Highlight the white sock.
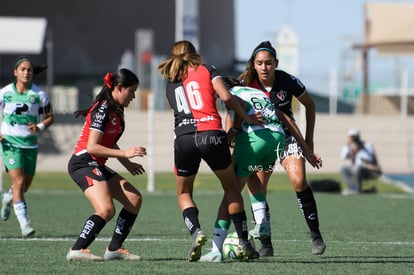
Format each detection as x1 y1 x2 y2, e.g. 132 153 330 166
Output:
3 189 12 204
13 201 29 229
212 227 228 253
252 201 267 224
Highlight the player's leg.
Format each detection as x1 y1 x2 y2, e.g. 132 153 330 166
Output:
283 154 326 255
201 130 258 260
213 165 259 260
104 173 142 260
174 134 206 261
4 146 36 237
66 159 113 261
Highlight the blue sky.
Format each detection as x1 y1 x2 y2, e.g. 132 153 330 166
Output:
235 0 414 93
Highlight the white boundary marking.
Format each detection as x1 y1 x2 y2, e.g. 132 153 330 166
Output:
1 237 413 246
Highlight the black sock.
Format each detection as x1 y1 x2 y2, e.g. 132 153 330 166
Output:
296 187 320 234
231 211 248 242
72 214 106 250
108 208 138 251
183 207 200 235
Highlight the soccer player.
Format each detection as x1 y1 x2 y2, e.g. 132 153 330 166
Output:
65 69 146 261
0 56 53 237
200 77 321 262
158 40 260 262
239 41 326 256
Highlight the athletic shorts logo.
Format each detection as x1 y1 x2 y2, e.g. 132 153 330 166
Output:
92 167 102 177
8 157 15 166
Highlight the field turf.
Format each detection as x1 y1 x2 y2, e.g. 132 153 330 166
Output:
0 172 413 274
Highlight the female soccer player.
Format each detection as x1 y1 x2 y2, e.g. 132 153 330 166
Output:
66 68 146 261
239 41 326 256
200 77 321 262
158 40 260 262
0 56 53 237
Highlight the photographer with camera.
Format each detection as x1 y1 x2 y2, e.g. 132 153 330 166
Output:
340 129 382 195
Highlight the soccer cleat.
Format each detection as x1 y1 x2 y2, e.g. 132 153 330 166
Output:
103 247 141 261
1 193 11 221
66 249 103 261
239 240 260 261
249 221 270 240
188 230 207 262
310 232 326 255
21 225 35 237
258 236 274 257
199 250 223 263
258 244 274 257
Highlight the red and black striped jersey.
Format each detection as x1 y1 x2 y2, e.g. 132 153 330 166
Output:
166 64 223 137
73 100 125 165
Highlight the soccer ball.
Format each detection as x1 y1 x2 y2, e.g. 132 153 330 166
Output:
222 232 254 261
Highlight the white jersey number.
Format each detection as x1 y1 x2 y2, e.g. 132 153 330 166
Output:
174 81 204 114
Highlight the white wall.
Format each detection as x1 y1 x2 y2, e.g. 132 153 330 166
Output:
36 111 414 174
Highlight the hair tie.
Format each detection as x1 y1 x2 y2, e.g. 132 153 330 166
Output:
103 72 113 89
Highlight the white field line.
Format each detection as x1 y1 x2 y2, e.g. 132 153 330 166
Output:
1 237 414 246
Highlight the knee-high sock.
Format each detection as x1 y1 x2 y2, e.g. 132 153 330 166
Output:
72 214 106 250
211 219 230 252
13 201 29 229
296 187 320 234
231 211 249 242
250 192 267 225
183 207 200 235
108 208 137 251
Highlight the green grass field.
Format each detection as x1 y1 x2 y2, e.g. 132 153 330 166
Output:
0 172 413 274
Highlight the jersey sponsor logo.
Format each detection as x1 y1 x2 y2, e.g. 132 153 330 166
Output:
177 115 215 128
14 103 29 115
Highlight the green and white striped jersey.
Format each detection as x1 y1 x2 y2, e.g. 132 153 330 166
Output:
0 83 51 148
229 86 284 134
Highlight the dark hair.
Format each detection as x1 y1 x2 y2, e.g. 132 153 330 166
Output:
238 41 278 85
251 41 277 59
14 56 33 69
14 56 48 75
74 68 139 117
33 64 48 75
221 76 243 90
